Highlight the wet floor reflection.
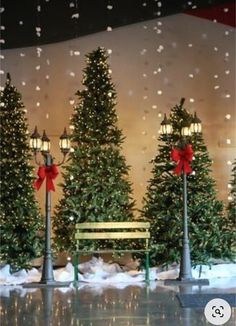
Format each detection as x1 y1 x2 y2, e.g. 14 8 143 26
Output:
0 281 235 326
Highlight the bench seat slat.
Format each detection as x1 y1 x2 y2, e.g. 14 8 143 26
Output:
76 222 150 229
75 231 150 240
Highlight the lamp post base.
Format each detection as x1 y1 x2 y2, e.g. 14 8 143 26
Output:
164 278 209 286
23 281 71 288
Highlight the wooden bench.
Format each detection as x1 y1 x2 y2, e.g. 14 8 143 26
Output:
73 221 150 283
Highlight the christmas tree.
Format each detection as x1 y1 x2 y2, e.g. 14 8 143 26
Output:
142 98 235 267
226 159 236 253
53 47 135 252
0 73 43 271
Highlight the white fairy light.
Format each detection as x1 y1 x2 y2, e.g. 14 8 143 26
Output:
226 139 231 144
71 13 79 19
157 45 164 53
140 49 147 55
225 114 231 119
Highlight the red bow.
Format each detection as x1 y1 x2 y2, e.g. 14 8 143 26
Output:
171 144 193 175
34 164 59 191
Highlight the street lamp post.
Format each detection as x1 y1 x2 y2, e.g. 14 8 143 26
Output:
28 126 71 286
160 99 209 285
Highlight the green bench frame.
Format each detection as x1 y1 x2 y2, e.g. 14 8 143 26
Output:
73 221 150 283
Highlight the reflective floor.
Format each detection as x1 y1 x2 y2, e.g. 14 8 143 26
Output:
0 279 236 326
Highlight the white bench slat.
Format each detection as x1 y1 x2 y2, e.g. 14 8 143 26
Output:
76 222 150 229
75 231 150 240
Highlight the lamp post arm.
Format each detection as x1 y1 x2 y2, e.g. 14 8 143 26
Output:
57 152 70 166
33 152 42 166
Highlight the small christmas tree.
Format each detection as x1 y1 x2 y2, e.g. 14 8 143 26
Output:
142 98 235 267
0 73 43 271
53 47 135 252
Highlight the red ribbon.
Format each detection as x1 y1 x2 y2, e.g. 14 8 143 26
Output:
171 144 193 175
34 164 59 191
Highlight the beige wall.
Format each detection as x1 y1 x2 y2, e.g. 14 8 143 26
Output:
1 14 235 216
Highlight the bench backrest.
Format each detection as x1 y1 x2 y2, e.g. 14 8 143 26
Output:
75 222 150 240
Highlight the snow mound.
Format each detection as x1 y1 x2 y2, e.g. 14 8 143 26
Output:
0 258 235 286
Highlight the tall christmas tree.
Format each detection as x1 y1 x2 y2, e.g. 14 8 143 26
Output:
0 73 43 271
53 47 135 252
142 98 235 267
226 159 236 253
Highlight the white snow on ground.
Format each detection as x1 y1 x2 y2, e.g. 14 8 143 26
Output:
0 257 236 287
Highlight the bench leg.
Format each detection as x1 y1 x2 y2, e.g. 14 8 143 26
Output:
145 252 150 283
74 253 79 284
